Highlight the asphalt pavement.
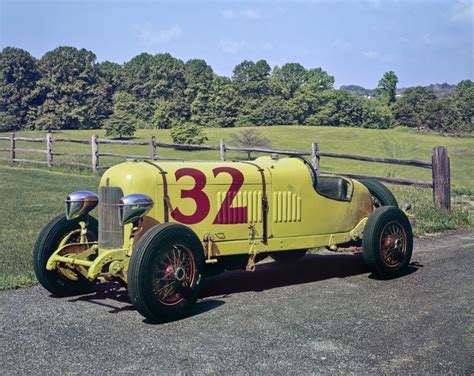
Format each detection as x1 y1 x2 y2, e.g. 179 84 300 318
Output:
1 230 473 375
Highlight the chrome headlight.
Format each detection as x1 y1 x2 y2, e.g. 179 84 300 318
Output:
65 191 99 220
118 194 154 226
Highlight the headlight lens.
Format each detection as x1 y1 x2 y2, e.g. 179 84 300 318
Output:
65 191 99 220
118 194 154 226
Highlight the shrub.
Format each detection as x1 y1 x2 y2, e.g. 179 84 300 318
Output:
170 122 208 145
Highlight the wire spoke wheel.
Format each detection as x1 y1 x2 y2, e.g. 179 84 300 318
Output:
33 214 98 296
362 206 413 278
152 244 196 305
128 223 205 322
380 221 407 268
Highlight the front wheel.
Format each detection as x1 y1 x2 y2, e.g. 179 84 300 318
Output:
362 206 413 278
33 214 98 296
127 223 205 322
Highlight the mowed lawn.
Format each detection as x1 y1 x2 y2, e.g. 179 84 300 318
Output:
0 126 472 289
0 167 99 289
1 126 473 194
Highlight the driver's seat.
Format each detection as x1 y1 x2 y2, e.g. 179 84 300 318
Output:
316 176 349 201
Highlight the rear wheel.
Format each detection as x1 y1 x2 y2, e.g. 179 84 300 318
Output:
360 179 398 208
33 214 97 296
127 223 205 322
271 249 307 264
362 206 413 278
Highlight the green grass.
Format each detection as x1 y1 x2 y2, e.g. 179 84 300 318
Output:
0 166 99 289
0 126 472 290
1 126 473 194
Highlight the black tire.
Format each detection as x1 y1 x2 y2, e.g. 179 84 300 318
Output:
128 223 205 322
271 249 307 264
360 179 398 208
362 206 413 278
33 213 98 296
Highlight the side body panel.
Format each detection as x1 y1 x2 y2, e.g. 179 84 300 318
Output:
99 157 373 255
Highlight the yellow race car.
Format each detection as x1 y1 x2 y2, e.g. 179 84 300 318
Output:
34 156 413 322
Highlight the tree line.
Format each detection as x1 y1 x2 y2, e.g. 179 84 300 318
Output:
0 46 472 136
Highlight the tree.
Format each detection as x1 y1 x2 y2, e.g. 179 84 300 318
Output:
236 96 293 126
228 128 271 159
232 60 271 98
33 47 112 130
103 92 139 138
394 87 436 128
305 68 335 91
98 61 123 90
0 47 41 131
206 78 241 128
271 63 307 99
170 122 207 145
453 80 474 131
376 71 398 104
362 98 393 129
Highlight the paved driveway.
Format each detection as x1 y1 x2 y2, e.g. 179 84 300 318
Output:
1 230 473 375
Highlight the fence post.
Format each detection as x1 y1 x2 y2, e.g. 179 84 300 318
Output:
311 142 320 174
92 134 99 173
46 131 53 167
150 135 157 160
220 139 226 161
432 146 451 210
10 132 15 163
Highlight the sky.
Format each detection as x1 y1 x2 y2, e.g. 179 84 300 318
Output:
0 0 473 88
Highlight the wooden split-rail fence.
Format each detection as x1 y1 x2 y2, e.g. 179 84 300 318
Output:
0 132 451 210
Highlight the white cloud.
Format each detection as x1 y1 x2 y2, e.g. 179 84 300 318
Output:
131 23 181 45
219 38 245 54
222 8 261 20
451 0 474 22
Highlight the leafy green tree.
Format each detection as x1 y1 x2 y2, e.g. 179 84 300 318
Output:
271 63 307 99
103 92 139 138
424 96 462 132
453 80 474 131
228 128 271 159
152 98 189 129
236 96 293 126
305 68 335 91
98 61 123 90
0 47 41 130
306 91 365 127
170 122 208 145
394 87 436 128
33 47 112 130
206 78 241 128
362 98 393 129
232 60 271 98
376 71 398 104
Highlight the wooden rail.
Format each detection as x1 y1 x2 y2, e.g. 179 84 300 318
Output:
0 131 451 209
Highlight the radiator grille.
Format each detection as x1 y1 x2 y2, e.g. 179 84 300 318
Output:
98 186 124 249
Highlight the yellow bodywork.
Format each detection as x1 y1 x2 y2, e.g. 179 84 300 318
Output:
46 156 373 282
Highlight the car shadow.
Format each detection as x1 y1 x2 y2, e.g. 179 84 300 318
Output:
66 252 420 319
200 252 369 298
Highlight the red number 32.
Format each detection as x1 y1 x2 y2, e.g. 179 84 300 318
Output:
170 167 248 225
